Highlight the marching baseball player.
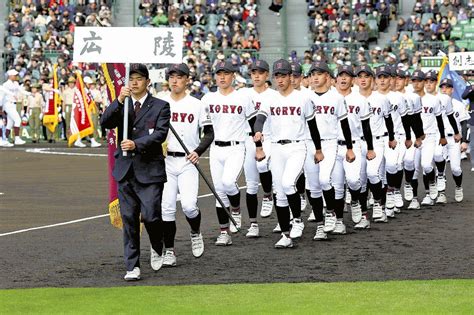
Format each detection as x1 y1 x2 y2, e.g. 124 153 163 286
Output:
201 60 256 246
160 63 214 266
433 78 467 202
241 59 279 239
307 61 355 239
1 69 28 146
357 65 396 223
253 59 323 248
334 65 375 230
411 70 447 206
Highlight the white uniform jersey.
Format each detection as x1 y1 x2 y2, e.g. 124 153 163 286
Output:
449 98 469 134
201 89 255 142
162 94 211 153
242 87 278 136
436 93 455 134
310 88 348 140
404 90 422 114
385 91 408 135
365 91 391 137
259 89 314 141
2 80 26 104
339 90 372 140
420 93 442 134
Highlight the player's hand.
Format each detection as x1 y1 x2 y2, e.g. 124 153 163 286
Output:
454 133 461 143
346 148 355 163
461 142 468 152
121 139 136 151
405 139 413 149
314 149 324 163
388 139 397 149
187 151 200 164
366 150 376 160
439 137 447 146
256 147 266 161
414 137 423 148
420 134 426 140
118 86 131 104
254 132 263 143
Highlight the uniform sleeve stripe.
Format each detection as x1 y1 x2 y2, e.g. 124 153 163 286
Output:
338 113 348 120
259 111 268 117
360 113 372 120
305 112 315 121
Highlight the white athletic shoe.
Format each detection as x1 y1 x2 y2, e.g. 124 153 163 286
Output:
323 212 337 233
14 137 25 145
374 210 388 223
345 188 351 204
90 138 102 148
471 167 474 172
372 202 383 219
275 233 294 248
313 225 327 240
408 199 421 210
429 182 438 200
354 215 371 229
74 140 86 148
351 202 362 224
332 220 347 234
190 233 204 258
215 231 232 246
455 186 463 202
0 140 14 147
150 247 163 271
273 223 281 233
461 152 467 160
124 267 140 281
229 212 241 233
385 206 395 218
162 250 177 267
300 195 307 211
245 223 260 238
394 207 401 214
394 190 404 208
436 175 446 192
386 191 395 209
289 218 304 239
307 211 316 222
404 183 414 201
260 197 273 218
421 194 435 206
436 192 447 204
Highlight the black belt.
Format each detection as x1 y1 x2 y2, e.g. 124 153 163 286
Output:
167 151 186 157
337 140 357 146
247 132 253 136
276 140 300 144
374 132 388 140
215 141 241 147
447 133 454 137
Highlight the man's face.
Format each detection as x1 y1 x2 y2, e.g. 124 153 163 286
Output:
215 71 234 89
425 79 437 93
411 79 425 93
336 73 353 92
168 73 188 94
376 74 391 91
250 69 268 88
440 85 453 96
395 77 406 91
310 71 328 89
274 73 291 92
129 74 150 96
290 74 302 89
357 72 373 90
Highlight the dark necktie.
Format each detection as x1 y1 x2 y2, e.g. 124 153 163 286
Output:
134 101 141 115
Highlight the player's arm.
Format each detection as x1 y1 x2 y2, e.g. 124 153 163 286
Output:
411 112 424 139
188 125 214 164
436 113 447 145
447 112 461 141
361 118 376 160
253 113 267 147
384 113 397 148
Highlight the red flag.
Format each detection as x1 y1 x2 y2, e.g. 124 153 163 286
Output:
68 71 94 146
102 63 126 228
43 64 60 133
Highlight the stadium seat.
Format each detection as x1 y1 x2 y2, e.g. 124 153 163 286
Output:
450 29 463 40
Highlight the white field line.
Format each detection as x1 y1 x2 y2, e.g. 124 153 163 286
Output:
0 186 247 237
24 148 209 158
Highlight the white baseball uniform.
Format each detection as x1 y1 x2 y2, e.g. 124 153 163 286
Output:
403 91 422 172
1 80 25 129
384 91 408 175
161 94 211 222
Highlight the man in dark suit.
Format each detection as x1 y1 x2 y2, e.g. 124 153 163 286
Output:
100 63 170 281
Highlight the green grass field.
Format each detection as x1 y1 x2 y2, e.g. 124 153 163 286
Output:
1 279 472 314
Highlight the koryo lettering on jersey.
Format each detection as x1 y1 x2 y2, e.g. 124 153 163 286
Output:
171 112 195 123
270 106 302 115
208 104 243 114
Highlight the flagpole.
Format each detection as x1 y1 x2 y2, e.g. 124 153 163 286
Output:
123 63 130 156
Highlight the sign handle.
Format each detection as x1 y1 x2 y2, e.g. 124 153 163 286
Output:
122 63 130 157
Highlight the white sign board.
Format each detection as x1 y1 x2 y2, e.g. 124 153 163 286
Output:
149 68 167 83
449 52 474 71
73 27 183 63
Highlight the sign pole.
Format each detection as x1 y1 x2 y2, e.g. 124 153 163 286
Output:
122 62 130 157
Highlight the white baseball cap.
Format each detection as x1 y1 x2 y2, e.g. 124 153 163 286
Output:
83 76 93 84
7 69 19 76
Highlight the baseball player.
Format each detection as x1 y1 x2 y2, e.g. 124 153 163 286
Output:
1 69 28 146
253 59 323 248
241 59 279 239
410 70 447 206
160 63 214 265
375 65 411 218
201 60 256 246
433 78 466 202
334 65 375 230
307 61 355 239
357 65 396 223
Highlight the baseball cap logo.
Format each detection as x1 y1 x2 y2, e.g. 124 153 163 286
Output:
256 60 261 66
276 62 282 69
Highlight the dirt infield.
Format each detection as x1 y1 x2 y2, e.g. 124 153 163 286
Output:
1 143 473 289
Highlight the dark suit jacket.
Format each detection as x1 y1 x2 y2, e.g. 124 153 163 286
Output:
100 93 170 184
